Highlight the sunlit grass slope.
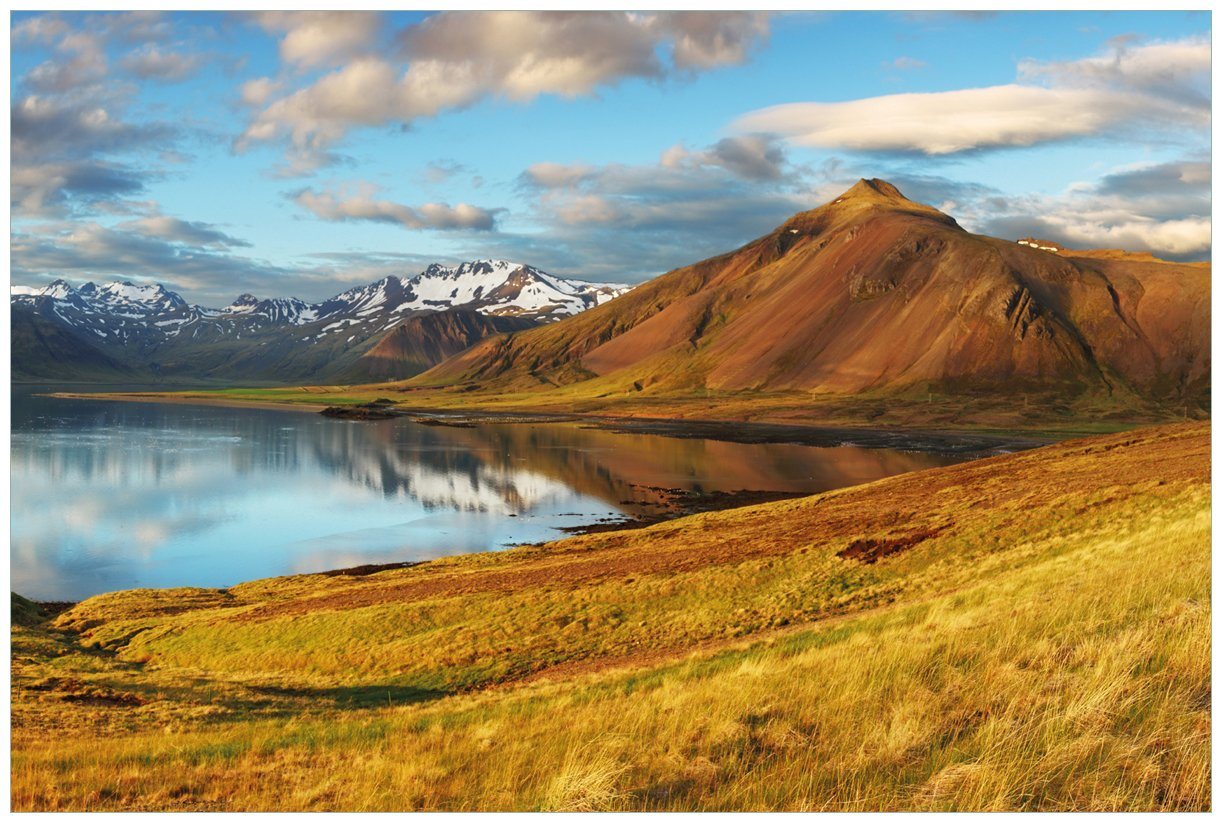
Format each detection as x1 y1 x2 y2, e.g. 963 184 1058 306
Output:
11 422 1209 811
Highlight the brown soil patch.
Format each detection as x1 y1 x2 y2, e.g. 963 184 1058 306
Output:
838 526 949 564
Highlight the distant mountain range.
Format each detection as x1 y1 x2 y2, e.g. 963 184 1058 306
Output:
11 261 629 383
416 180 1210 421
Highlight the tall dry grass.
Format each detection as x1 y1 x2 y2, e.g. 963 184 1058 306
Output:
10 424 1210 810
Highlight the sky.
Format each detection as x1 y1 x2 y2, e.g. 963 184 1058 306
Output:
9 10 1212 305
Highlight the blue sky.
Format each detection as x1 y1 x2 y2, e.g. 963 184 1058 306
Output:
10 10 1211 304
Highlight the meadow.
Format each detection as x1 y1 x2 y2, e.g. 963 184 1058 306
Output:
10 422 1210 811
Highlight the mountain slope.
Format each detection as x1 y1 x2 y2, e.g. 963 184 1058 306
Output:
10 307 134 381
337 310 537 382
415 180 1209 416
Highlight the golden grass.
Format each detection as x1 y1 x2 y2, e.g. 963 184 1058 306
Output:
10 423 1210 811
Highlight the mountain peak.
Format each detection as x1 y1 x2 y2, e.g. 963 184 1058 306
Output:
840 178 910 202
797 176 957 228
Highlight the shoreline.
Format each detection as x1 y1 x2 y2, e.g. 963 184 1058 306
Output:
45 391 332 414
45 389 1055 453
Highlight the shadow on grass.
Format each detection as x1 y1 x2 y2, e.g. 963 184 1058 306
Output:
245 682 451 710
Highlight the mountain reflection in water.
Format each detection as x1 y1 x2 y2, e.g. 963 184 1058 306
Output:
11 388 972 600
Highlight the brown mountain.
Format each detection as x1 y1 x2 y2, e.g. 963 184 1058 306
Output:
338 309 538 382
414 179 1209 418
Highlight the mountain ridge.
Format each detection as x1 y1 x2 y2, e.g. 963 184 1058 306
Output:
412 179 1209 420
12 261 630 383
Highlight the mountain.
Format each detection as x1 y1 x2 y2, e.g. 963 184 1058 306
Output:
414 180 1209 419
338 310 537 382
10 309 134 382
11 261 630 383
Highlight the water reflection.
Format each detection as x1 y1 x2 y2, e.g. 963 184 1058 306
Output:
11 388 967 600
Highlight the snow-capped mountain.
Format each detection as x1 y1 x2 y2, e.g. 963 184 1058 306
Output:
405 260 624 318
11 261 632 382
12 279 196 349
299 261 627 345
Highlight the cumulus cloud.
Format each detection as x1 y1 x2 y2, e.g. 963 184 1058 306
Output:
11 221 291 304
11 160 147 216
661 135 790 181
14 12 187 93
977 158 1210 260
1019 35 1210 105
10 12 190 217
240 12 770 171
1095 158 1210 204
10 93 178 217
239 76 284 107
22 31 108 93
645 11 769 70
251 11 382 70
119 44 202 82
733 37 1209 155
117 215 252 248
12 95 172 161
11 14 72 44
291 185 499 231
521 162 597 190
491 139 815 281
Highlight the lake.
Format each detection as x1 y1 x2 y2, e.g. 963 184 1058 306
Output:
11 387 1002 601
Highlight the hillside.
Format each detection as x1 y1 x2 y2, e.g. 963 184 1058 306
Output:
413 180 1209 421
11 422 1209 811
10 309 134 382
337 310 537 382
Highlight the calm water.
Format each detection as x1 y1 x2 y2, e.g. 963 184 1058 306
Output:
12 387 979 600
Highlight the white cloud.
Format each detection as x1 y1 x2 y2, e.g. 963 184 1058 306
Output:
23 31 108 92
736 85 1188 155
240 12 771 171
1019 35 1210 103
252 11 381 70
660 135 790 181
119 44 202 82
10 12 192 217
648 11 769 70
291 185 498 231
733 37 1209 155
118 215 251 248
521 162 596 190
239 76 284 107
972 158 1211 260
1041 215 1209 257
485 140 819 281
11 160 146 216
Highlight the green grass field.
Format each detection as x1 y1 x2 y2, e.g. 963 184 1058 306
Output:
10 422 1209 810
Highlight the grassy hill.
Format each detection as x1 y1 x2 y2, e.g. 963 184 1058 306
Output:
11 422 1209 811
